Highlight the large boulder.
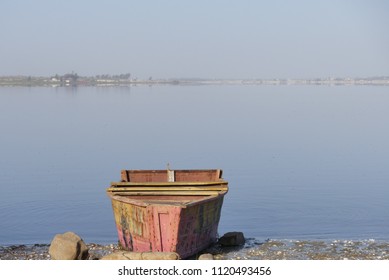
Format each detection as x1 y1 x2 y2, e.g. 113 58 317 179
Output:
218 232 245 246
49 232 89 260
101 251 179 260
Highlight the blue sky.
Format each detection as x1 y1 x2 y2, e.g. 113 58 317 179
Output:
1 0 388 78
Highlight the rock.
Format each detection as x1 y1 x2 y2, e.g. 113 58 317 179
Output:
141 252 180 260
198 253 214 260
49 232 89 260
101 251 180 260
218 232 245 246
100 252 142 260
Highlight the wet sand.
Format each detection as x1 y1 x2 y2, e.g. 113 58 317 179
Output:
2 239 389 260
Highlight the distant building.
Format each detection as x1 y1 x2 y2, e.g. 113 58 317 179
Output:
60 73 78 86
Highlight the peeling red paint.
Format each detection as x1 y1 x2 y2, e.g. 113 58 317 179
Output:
108 169 227 259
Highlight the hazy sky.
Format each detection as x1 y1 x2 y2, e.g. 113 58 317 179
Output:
1 0 388 79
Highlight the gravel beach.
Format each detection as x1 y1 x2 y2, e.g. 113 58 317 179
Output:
2 239 389 260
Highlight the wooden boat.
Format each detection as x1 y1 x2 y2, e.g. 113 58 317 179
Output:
106 169 228 259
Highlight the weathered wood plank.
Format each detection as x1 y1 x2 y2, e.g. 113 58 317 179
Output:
110 191 222 196
110 181 227 187
107 186 228 192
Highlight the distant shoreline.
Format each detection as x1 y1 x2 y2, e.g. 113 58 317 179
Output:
1 75 389 87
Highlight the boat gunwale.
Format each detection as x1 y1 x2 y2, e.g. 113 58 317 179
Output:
107 191 227 208
109 181 228 187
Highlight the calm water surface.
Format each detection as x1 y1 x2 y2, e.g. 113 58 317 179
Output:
1 85 389 245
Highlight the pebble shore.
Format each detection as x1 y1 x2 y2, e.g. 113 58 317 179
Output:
0 244 119 260
2 239 389 260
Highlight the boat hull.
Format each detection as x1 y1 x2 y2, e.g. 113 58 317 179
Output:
107 169 227 259
109 194 224 259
